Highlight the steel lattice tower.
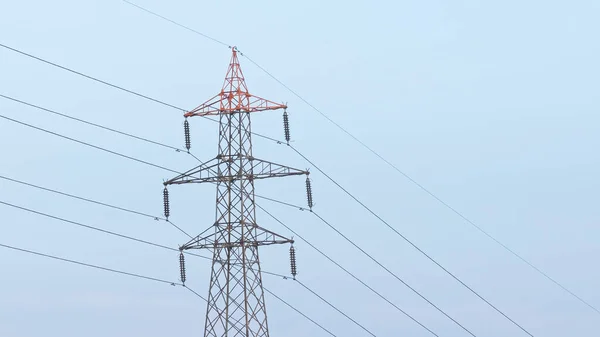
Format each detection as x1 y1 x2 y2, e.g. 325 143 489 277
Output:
163 47 309 337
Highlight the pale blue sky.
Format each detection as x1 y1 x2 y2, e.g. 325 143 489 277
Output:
0 0 599 336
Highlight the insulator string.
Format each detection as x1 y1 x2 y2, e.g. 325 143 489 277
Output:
179 252 187 284
184 118 191 151
290 245 297 279
306 177 313 210
283 110 290 144
163 187 170 219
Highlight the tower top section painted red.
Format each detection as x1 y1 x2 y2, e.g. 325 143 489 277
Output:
184 47 287 117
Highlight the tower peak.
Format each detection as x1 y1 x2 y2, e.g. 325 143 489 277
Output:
184 48 286 117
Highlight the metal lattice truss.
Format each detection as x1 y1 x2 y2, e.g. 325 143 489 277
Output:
164 47 307 337
165 156 307 185
179 219 294 251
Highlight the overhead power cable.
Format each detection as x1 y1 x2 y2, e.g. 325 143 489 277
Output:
258 196 536 336
0 241 181 285
0 102 303 227
0 43 282 145
0 107 413 335
258 205 440 336
0 40 516 335
4 5 590 322
0 194 287 282
0 196 362 335
0 93 184 152
1 32 471 337
289 145 534 336
0 173 296 278
294 278 376 337
0 198 208 260
122 0 230 47
262 288 337 337
117 0 600 320
0 43 183 111
0 104 467 335
258 204 451 337
0 173 191 238
0 167 432 335
0 242 337 337
0 93 259 189
0 26 545 335
1 95 511 335
0 112 179 174
1 166 438 336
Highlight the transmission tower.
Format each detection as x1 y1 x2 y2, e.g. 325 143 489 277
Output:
162 47 312 337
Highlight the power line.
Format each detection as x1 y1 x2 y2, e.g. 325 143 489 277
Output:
0 166 437 336
0 96 249 187
294 279 376 337
117 0 600 320
0 43 283 145
258 204 470 337
0 93 184 152
0 98 501 335
242 57 600 317
256 194 308 211
0 189 252 280
0 241 337 336
0 93 289 214
270 272 377 336
0 198 207 259
0 42 472 334
0 43 184 111
257 196 532 335
0 45 423 337
0 178 294 272
262 197 496 336
0 112 179 174
0 196 295 284
257 205 439 336
289 145 534 337
251 47 600 320
0 107 303 233
0 92 222 179
0 241 179 285
0 192 364 335
181 285 208 302
0 102 460 335
0 106 300 239
0 30 549 335
263 287 337 337
0 173 192 238
121 0 230 48
0 172 299 261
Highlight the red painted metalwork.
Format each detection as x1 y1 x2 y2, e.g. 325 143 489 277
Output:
184 47 287 117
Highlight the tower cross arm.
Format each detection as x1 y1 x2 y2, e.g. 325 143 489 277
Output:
181 224 294 251
163 157 221 186
184 93 287 117
164 156 308 186
250 156 308 180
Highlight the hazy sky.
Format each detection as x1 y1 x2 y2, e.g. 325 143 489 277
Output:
0 0 599 336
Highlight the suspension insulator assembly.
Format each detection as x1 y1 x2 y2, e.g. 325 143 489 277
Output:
283 110 290 144
184 118 191 151
289 245 297 279
305 177 313 210
163 187 170 219
179 251 186 284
